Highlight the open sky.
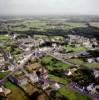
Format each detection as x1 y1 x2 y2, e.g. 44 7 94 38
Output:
0 0 99 16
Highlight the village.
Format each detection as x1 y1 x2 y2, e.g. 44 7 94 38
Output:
0 32 99 100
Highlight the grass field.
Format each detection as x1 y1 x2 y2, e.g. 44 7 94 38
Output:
49 74 68 85
40 56 70 70
4 81 28 100
68 58 84 65
64 45 86 52
9 21 87 32
58 87 91 100
0 35 10 41
11 20 46 31
84 63 99 68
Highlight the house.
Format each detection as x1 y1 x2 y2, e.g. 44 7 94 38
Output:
52 43 57 48
42 81 49 90
87 84 99 94
79 51 90 58
0 53 5 64
0 86 11 96
96 57 99 62
82 41 92 48
39 39 45 45
12 34 18 40
87 83 95 93
8 75 19 85
95 85 99 94
65 69 72 76
29 72 39 83
19 77 28 86
93 69 99 78
27 63 40 72
51 82 60 90
65 67 78 76
8 65 15 71
36 67 48 79
0 87 4 93
87 58 95 63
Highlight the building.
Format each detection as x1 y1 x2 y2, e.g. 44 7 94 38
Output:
65 67 78 76
87 84 99 95
96 57 99 62
29 72 39 83
19 77 28 86
87 58 95 63
93 69 99 78
51 83 60 90
42 82 49 90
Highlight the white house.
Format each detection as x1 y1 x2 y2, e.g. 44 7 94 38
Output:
29 73 39 83
94 69 99 78
42 82 49 90
87 58 95 63
52 83 60 90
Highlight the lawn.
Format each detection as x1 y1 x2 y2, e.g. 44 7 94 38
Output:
49 74 68 85
4 81 28 100
40 56 70 70
68 58 84 65
84 63 99 68
0 35 10 41
57 87 91 100
64 45 86 52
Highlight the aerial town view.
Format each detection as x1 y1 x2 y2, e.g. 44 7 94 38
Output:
0 0 99 100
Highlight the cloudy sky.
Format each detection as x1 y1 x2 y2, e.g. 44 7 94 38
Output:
0 0 99 15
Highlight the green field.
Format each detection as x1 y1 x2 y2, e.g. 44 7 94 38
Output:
68 58 99 68
49 74 68 85
8 20 87 32
0 35 10 41
10 20 46 31
68 58 84 65
40 56 70 70
4 81 28 100
84 63 99 68
64 45 86 52
58 87 91 100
